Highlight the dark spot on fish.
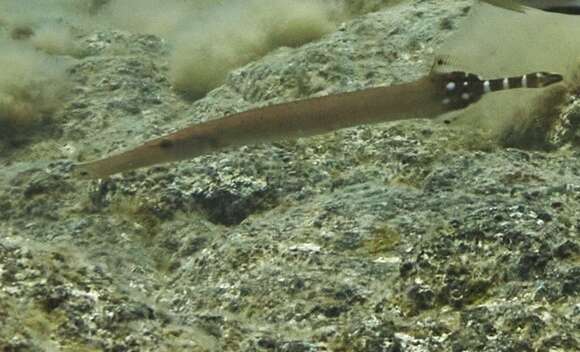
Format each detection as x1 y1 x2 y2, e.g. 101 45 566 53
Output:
158 139 173 149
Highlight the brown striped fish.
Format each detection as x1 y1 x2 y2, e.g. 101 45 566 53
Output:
73 68 563 179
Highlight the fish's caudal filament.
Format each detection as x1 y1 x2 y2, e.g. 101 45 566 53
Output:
439 71 564 109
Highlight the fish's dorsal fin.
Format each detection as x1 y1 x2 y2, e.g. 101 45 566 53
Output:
430 55 466 74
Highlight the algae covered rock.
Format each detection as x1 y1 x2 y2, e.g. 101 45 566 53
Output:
0 0 579 351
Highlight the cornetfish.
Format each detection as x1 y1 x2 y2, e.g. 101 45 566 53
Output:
73 68 563 179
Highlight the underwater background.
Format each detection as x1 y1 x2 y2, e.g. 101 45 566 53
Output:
0 0 578 351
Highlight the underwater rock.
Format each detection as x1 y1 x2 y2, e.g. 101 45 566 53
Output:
0 0 578 351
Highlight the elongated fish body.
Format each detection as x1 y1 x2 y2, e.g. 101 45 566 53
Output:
73 70 563 179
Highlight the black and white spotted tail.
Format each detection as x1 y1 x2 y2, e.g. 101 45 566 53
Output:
439 71 564 110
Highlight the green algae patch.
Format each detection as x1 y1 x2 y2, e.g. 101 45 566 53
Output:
362 224 401 256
